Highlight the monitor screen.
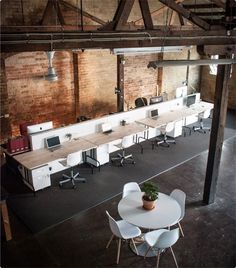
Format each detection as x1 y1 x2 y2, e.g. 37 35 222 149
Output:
45 136 61 150
151 109 159 117
186 94 196 107
149 96 163 105
27 121 53 134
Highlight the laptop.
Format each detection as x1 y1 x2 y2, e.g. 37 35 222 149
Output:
45 136 61 151
102 123 113 134
150 109 159 119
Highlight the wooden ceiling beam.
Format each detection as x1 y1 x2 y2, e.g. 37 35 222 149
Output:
113 0 135 30
159 0 211 30
1 29 236 52
193 11 225 16
59 0 106 25
138 0 154 29
183 3 220 9
41 0 65 26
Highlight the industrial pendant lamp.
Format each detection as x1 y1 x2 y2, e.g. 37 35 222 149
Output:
45 51 58 81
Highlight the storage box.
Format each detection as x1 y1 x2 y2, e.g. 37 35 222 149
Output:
7 136 29 154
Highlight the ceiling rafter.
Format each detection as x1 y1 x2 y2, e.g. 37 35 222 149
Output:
113 0 135 30
138 0 154 29
159 0 211 30
59 0 106 25
41 0 65 26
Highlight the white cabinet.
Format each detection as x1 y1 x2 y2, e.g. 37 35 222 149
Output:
29 165 51 191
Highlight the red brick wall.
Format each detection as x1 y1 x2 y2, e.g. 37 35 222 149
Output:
4 51 75 138
124 54 158 109
0 57 11 143
200 65 236 110
78 50 117 118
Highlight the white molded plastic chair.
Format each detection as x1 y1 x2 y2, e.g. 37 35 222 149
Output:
105 210 141 264
193 109 211 133
59 151 86 188
122 182 141 198
156 122 176 147
111 136 135 166
170 189 186 237
144 228 180 268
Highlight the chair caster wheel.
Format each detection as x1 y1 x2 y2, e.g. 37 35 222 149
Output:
59 184 62 187
73 185 76 189
132 161 135 165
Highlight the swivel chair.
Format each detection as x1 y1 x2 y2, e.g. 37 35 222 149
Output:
111 136 135 166
105 210 141 264
144 228 180 268
135 97 148 108
156 122 176 147
193 109 211 133
59 151 86 188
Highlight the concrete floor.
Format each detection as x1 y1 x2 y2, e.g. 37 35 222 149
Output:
1 136 236 268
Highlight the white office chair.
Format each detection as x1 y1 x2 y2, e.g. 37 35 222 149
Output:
156 122 176 147
144 228 180 268
122 182 141 198
59 151 86 188
193 109 211 133
111 136 135 166
105 210 141 264
170 189 186 237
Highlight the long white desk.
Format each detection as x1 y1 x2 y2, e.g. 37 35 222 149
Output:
11 100 213 191
136 101 213 129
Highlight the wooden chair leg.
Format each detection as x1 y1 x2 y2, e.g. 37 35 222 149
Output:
116 238 121 264
178 222 184 237
144 246 152 258
106 234 114 248
170 246 179 268
156 251 161 268
131 238 139 256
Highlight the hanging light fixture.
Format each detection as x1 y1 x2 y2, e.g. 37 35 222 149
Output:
147 58 236 69
45 51 58 81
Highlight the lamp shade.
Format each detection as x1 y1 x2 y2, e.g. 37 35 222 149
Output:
45 51 58 81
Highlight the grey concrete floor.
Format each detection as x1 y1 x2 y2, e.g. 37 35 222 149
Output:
1 136 236 268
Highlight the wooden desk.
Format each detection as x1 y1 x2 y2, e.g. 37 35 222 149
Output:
83 123 146 146
13 138 96 170
136 101 213 129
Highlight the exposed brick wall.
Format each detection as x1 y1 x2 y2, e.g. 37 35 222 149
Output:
4 51 75 138
0 57 11 144
78 50 117 118
200 65 236 110
124 54 158 109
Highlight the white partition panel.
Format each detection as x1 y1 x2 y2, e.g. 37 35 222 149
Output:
30 97 184 150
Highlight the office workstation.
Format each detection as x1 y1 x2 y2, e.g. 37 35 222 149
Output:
1 2 236 267
7 92 213 192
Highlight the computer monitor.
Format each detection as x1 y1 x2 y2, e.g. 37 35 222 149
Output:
149 96 163 105
101 123 113 134
186 94 196 107
151 109 159 118
27 121 53 134
45 136 61 150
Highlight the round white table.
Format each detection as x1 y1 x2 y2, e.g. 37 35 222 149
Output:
118 192 181 257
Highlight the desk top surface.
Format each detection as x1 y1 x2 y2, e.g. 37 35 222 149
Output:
136 101 213 128
13 138 96 170
118 192 181 229
83 123 145 146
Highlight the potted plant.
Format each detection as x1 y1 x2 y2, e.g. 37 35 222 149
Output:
65 133 72 141
141 182 159 210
